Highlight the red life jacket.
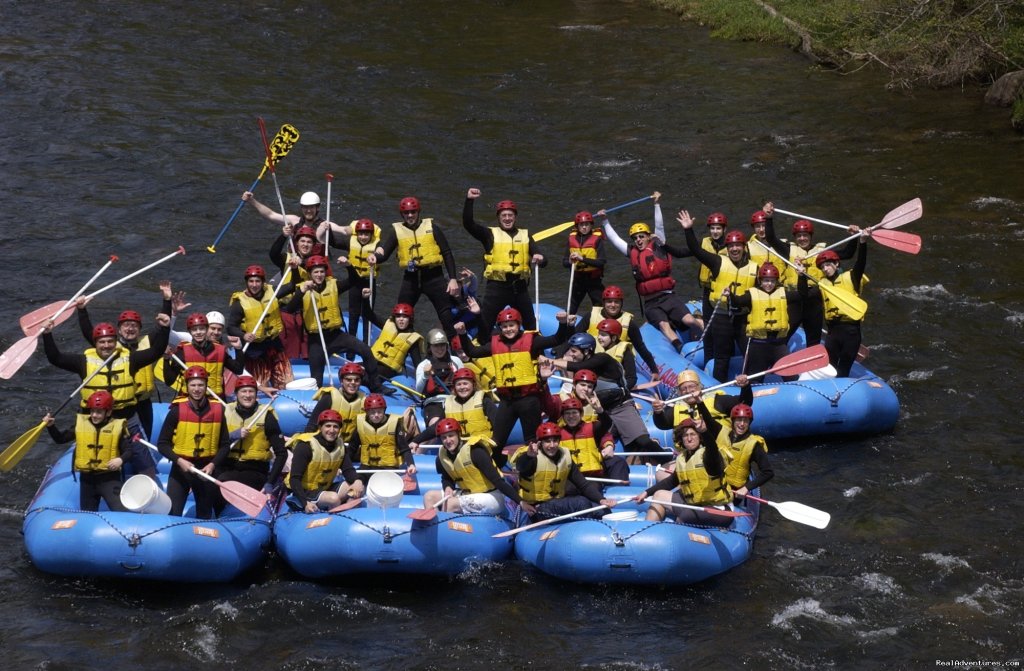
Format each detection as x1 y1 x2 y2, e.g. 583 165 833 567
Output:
630 243 675 296
568 231 603 277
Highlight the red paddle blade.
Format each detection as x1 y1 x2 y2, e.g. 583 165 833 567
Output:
219 481 267 517
767 344 829 377
20 301 74 337
702 506 751 518
327 497 363 513
878 198 922 230
0 335 39 380
870 229 922 254
402 473 417 492
407 507 439 521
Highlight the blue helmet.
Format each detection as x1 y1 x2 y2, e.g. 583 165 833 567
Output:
567 333 596 352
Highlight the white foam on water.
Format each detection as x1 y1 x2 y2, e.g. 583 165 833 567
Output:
584 158 638 169
193 623 220 662
773 547 826 562
854 572 902 596
771 597 858 637
558 24 604 32
844 486 863 498
856 626 901 641
922 551 971 574
954 583 1023 616
1006 311 1024 325
971 196 1017 208
894 472 928 487
212 601 238 619
880 284 952 302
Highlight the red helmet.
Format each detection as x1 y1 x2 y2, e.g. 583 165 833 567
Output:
560 397 584 413
497 307 522 325
363 393 387 410
815 250 840 268
392 303 414 318
495 199 517 215
596 318 622 337
92 323 117 341
86 390 114 411
536 422 562 440
118 310 142 325
730 403 753 420
602 285 624 301
354 218 375 233
452 368 477 382
185 365 208 381
707 212 728 227
758 262 780 280
573 369 598 385
435 418 461 436
245 264 266 280
792 219 814 235
304 255 329 270
749 211 767 225
339 362 365 379
186 312 208 329
724 230 747 245
294 225 317 241
399 197 421 213
318 409 343 426
574 211 594 226
235 375 258 390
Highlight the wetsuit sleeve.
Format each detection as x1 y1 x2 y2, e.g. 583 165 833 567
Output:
643 471 681 496
282 290 304 315
567 463 605 503
762 215 790 261
697 401 724 444
156 405 181 462
395 422 412 467
338 450 359 485
662 239 695 258
461 338 492 359
729 291 753 310
42 332 86 376
288 443 313 502
78 307 94 344
223 350 246 375
470 445 520 502
745 441 774 490
514 451 538 479
431 224 459 279
621 349 638 390
528 238 547 267
225 302 246 338
462 198 494 249
628 321 658 372
47 424 75 444
163 346 184 388
849 239 867 292
701 437 726 479
269 235 288 271
375 225 397 262
130 323 170 372
211 416 231 467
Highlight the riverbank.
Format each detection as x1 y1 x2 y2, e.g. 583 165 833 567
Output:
650 0 1024 129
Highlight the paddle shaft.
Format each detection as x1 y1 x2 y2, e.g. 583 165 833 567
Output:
532 194 655 242
752 239 866 319
309 290 334 386
168 353 227 405
240 267 291 354
324 173 333 257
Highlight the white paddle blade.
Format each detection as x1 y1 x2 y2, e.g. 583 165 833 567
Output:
771 500 831 529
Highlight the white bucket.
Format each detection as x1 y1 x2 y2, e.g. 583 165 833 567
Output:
120 475 172 514
602 510 638 522
285 377 318 390
365 471 404 509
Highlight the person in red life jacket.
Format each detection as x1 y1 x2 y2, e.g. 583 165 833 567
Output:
570 285 660 382
458 306 571 467
651 369 752 432
557 397 630 488
512 422 617 520
727 261 807 377
369 196 462 340
563 210 607 314
164 312 245 398
282 255 385 391
463 188 547 334
43 390 130 512
364 301 425 379
226 264 294 391
288 409 365 513
216 375 287 501
679 209 758 382
303 362 369 438
156 366 230 519
422 418 526 515
414 328 464 426
633 414 733 527
319 216 379 339
816 231 869 377
701 402 773 502
346 394 416 477
408 367 498 451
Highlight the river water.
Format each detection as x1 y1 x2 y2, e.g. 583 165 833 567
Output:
1 1 1022 669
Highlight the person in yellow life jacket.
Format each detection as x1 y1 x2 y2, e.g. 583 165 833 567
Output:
633 414 733 527
557 397 630 487
816 231 869 377
513 422 617 521
408 367 498 451
459 306 572 467
422 418 524 515
289 409 365 513
368 196 462 340
226 264 294 391
164 312 245 398
651 369 753 432
156 366 230 519
216 375 287 500
365 302 424 379
414 328 464 426
727 262 806 377
563 210 607 314
43 390 131 512
680 209 758 382
302 362 369 442
319 217 380 340
700 402 773 501
348 394 416 477
463 188 547 334
572 285 660 381
594 317 640 390
282 255 385 390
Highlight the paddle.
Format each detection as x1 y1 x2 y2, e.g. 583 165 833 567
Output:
228 396 278 451
0 349 119 471
240 264 292 355
327 497 363 513
645 499 752 519
207 122 300 253
324 172 333 257
309 290 334 387
665 344 829 405
407 491 456 521
532 194 655 242
167 353 227 406
742 493 830 529
534 265 540 325
20 247 185 337
752 240 868 321
802 198 924 258
565 264 575 316
258 117 298 258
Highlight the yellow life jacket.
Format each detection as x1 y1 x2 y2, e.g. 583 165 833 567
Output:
786 241 826 287
718 431 766 489
514 446 573 503
348 223 381 279
746 236 770 270
225 402 275 463
559 423 603 473
301 278 343 333
130 335 156 401
674 447 732 506
567 230 603 276
597 339 632 364
484 228 531 281
73 415 126 472
672 392 729 427
557 390 599 423
698 236 722 289
230 286 284 342
393 218 443 269
745 287 790 338
312 387 365 442
439 437 499 494
298 434 345 493
355 414 403 467
443 391 492 438
171 401 224 459
821 270 870 322
82 345 136 411
587 308 634 343
463 358 498 394
371 319 422 372
710 256 758 303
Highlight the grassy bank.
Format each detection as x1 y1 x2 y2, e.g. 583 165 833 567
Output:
650 0 1024 125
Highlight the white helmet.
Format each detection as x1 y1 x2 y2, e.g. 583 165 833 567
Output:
205 311 226 326
299 191 321 206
